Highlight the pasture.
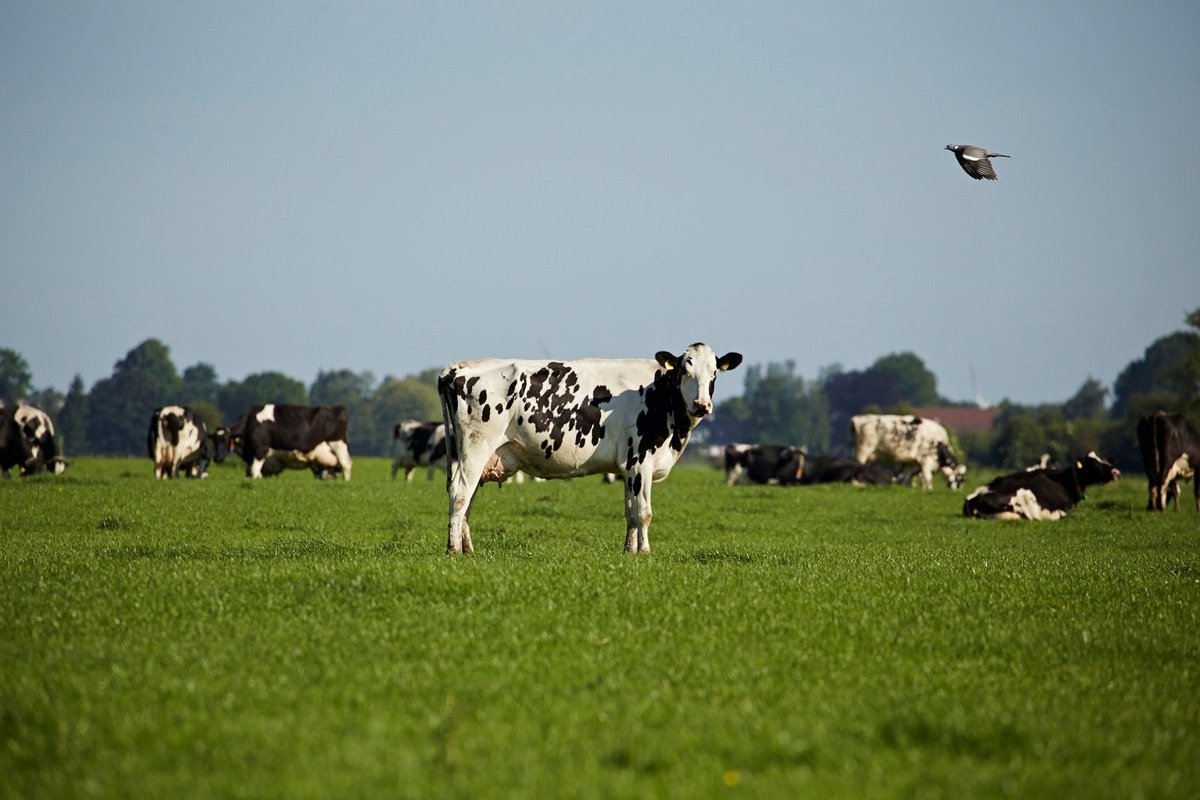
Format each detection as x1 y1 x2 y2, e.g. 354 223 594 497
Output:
2 458 1198 799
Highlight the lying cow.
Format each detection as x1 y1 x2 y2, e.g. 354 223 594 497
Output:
963 452 1120 520
1137 411 1200 511
797 455 895 486
215 404 352 480
438 343 742 553
391 420 447 481
850 414 965 490
723 443 806 485
7 405 68 476
148 405 209 479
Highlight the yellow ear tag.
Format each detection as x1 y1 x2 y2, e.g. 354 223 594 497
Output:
1075 460 1082 469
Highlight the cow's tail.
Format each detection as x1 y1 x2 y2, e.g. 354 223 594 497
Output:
436 369 461 488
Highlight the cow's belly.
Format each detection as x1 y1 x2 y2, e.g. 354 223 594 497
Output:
266 442 339 468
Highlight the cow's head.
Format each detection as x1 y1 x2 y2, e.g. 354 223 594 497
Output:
936 441 967 490
655 343 742 418
211 427 238 463
1075 451 1120 487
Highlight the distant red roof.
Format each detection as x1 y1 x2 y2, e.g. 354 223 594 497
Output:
912 406 1001 434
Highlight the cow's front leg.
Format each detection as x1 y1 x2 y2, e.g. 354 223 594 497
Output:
622 472 653 553
248 458 266 478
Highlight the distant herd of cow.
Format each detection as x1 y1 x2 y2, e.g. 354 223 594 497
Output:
2 343 1198 553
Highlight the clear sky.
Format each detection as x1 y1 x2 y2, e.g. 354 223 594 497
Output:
3 2 1198 407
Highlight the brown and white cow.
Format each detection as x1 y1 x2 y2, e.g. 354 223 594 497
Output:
849 414 965 490
1137 411 1200 512
438 343 741 554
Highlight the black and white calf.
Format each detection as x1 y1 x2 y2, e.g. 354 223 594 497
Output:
1137 411 1200 512
723 443 806 485
963 452 1120 520
850 414 966 490
391 420 447 481
438 343 742 553
218 404 352 480
148 405 209 479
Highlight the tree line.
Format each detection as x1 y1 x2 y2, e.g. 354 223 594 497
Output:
2 308 1198 467
703 309 1200 470
0 339 442 458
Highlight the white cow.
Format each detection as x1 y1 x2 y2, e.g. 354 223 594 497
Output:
849 414 966 490
148 405 209 479
437 343 742 554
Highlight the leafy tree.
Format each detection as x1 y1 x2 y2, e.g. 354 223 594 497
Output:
86 339 185 455
25 386 65 413
738 361 830 451
824 367 901 435
369 372 442 455
57 375 91 454
1062 377 1108 420
871 352 939 407
1110 330 1199 418
1168 308 1200 417
311 369 378 454
183 363 221 407
0 348 33 402
218 372 308 423
188 401 223 435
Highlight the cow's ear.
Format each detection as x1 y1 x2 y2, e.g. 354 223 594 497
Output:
655 351 678 370
718 352 743 371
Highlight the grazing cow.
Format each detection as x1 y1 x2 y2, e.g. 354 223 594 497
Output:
1137 412 1200 512
1 407 37 478
218 404 352 480
438 343 742 554
849 414 966 490
148 405 209 479
391 420 447 481
12 405 68 475
797 455 895 486
963 452 1120 520
723 444 806 485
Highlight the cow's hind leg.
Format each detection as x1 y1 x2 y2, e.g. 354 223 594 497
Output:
329 440 352 481
446 461 481 554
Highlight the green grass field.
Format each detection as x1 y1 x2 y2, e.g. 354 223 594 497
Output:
2 457 1197 799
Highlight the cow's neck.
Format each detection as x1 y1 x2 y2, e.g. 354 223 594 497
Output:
638 369 696 454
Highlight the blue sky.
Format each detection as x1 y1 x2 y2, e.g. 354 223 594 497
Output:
3 2 1197 407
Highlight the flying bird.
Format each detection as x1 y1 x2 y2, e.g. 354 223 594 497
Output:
944 144 1011 180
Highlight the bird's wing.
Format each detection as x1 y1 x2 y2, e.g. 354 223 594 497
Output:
969 158 998 180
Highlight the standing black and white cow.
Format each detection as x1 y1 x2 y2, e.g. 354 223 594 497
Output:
11 405 68 475
390 420 447 481
147 405 210 479
723 443 806 486
1137 411 1200 512
219 404 352 480
438 343 742 554
850 414 966 490
963 452 1120 520
1 407 37 478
